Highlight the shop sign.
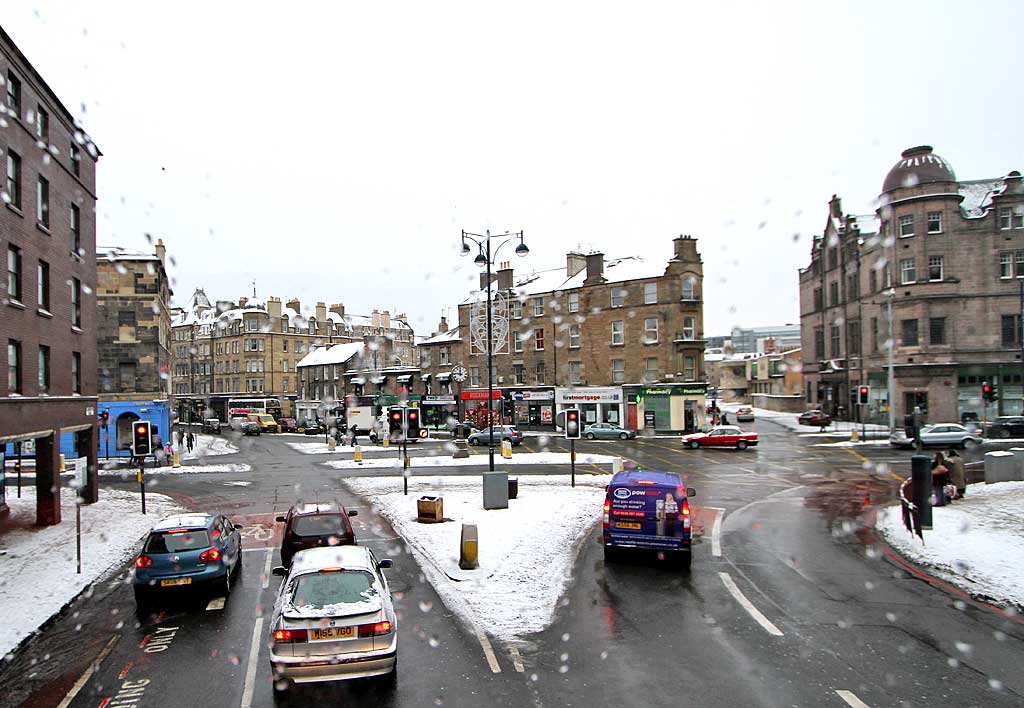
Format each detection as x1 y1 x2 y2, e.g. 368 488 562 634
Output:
423 395 456 403
461 389 503 401
511 390 554 401
556 387 622 404
640 384 707 397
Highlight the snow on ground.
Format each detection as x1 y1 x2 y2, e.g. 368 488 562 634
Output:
178 434 237 459
286 440 447 455
0 486 184 658
343 474 609 641
325 451 619 471
719 402 889 435
98 462 251 477
875 481 1024 609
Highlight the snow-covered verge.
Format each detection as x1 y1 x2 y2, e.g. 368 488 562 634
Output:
286 440 447 456
343 475 609 640
178 434 237 459
719 402 889 435
98 462 251 477
0 486 184 658
325 451 618 471
875 481 1024 610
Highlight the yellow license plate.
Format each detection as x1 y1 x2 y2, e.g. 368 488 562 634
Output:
310 626 355 641
159 577 192 587
616 522 642 530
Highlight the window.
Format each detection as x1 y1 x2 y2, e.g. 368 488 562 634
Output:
532 297 544 317
683 316 695 340
644 317 659 343
35 105 49 142
871 317 879 353
469 366 480 387
610 287 625 308
927 211 942 233
847 273 859 300
535 361 546 385
1001 252 1013 279
830 325 841 357
898 214 914 237
813 287 823 310
8 340 21 393
6 71 21 115
827 248 838 270
282 340 288 351
511 299 522 319
930 317 946 345
1016 207 1024 229
643 357 659 383
846 321 861 356
36 176 49 227
71 204 81 255
439 347 450 365
37 345 50 393
681 276 697 300
611 320 624 345
611 359 625 384
1002 315 1020 348
999 207 1024 230
900 258 916 284
71 278 82 327
568 324 580 348
684 356 696 381
567 292 579 312
513 330 523 352
7 245 21 300
902 319 919 347
829 281 839 306
37 260 49 310
814 327 824 359
644 282 657 304
534 328 545 350
70 143 81 176
928 255 944 281
869 269 877 294
7 150 21 208
567 361 582 384
513 364 525 385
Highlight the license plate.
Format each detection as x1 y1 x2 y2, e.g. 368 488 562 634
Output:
310 626 355 641
159 577 192 587
616 522 642 530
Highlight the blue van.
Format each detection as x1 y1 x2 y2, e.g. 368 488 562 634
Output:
603 470 696 567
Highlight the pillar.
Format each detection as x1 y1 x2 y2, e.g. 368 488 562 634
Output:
76 428 99 504
35 432 62 526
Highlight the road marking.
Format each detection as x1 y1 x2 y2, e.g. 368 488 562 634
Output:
239 616 264 708
261 547 273 589
508 645 525 672
835 690 871 708
56 635 119 708
709 507 725 557
206 597 226 611
475 626 502 673
718 572 783 636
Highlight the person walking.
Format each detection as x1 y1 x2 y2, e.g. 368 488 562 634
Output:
349 423 359 447
186 431 195 454
175 427 184 449
947 448 967 500
720 412 730 426
931 451 951 506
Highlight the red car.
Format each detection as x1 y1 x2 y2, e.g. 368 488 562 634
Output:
797 409 832 427
681 426 758 450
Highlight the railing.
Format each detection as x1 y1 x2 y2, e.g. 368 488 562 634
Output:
899 477 925 542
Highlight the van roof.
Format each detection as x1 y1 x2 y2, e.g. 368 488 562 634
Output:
610 470 683 487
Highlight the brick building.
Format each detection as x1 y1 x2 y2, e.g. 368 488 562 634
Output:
457 236 708 433
416 317 463 427
0 26 100 524
799 145 1024 426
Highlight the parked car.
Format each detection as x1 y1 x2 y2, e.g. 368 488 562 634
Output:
603 470 695 567
277 501 358 568
798 409 833 427
269 546 397 694
299 418 326 435
681 426 759 450
890 423 982 449
132 513 242 608
201 418 222 434
582 423 637 440
241 421 262 436
735 406 755 422
278 417 298 433
983 416 1024 439
467 425 523 446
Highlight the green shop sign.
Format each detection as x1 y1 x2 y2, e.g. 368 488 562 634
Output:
640 384 708 397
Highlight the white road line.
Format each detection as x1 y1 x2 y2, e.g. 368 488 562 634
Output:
708 507 725 558
261 547 273 589
239 616 264 708
718 572 783 637
475 626 502 673
835 690 871 708
56 635 118 708
508 645 525 672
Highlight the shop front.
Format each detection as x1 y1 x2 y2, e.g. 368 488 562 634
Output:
637 383 708 434
506 388 556 430
460 389 504 427
555 387 624 427
957 365 1024 421
421 394 458 429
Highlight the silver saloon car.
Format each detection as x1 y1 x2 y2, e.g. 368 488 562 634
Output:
890 423 982 449
269 546 397 694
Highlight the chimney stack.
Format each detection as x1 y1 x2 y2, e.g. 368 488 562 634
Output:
267 296 282 319
479 272 496 290
286 297 301 314
566 252 586 277
829 194 843 219
329 303 346 320
584 252 606 286
672 235 702 263
372 309 381 328
382 310 391 329
316 302 328 324
238 296 249 308
497 262 514 290
438 316 449 333
155 238 166 264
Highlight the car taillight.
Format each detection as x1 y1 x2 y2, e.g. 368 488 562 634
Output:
602 494 611 529
135 555 153 568
273 628 308 643
680 498 691 529
358 621 393 637
199 548 222 563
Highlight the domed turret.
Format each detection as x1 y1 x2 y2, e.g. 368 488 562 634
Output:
882 146 956 193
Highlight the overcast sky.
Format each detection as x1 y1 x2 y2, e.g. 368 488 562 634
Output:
4 1 1023 338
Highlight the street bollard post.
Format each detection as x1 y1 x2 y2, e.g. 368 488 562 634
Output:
910 454 931 529
354 445 362 463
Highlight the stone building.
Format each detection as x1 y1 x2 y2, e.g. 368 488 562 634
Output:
415 316 464 427
799 145 1024 425
457 236 708 433
0 26 100 524
747 348 804 412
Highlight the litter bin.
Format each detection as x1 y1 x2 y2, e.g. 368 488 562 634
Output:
508 478 518 500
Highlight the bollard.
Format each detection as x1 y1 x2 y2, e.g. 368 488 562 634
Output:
382 437 390 447
328 438 336 451
501 439 512 459
459 523 479 570
172 451 180 468
59 453 66 473
911 454 932 529
612 457 623 474
850 429 859 442
354 445 362 463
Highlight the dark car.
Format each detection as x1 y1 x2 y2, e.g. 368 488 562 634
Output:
467 425 524 446
241 420 261 436
984 416 1024 439
133 513 242 608
299 418 326 435
798 409 832 427
202 418 222 434
278 417 298 433
277 501 359 567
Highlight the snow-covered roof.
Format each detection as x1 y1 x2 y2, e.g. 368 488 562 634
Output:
296 342 364 369
471 255 663 302
97 246 160 262
851 214 880 235
959 178 1006 219
419 326 462 345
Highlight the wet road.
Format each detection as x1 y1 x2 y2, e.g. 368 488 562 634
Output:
2 420 1023 707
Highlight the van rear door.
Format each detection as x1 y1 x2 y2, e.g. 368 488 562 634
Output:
607 480 687 550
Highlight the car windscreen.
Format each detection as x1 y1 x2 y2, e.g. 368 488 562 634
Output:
290 570 378 609
291 514 348 537
144 529 211 553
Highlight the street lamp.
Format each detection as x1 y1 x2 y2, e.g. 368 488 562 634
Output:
883 288 896 436
459 229 529 472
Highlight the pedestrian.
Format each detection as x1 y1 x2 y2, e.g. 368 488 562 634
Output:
931 451 951 506
186 431 195 454
175 427 183 449
349 423 359 447
720 412 730 426
947 448 967 500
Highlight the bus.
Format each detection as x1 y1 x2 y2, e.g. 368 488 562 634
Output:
226 397 283 425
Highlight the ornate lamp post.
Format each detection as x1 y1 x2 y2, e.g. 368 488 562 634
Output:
460 230 529 471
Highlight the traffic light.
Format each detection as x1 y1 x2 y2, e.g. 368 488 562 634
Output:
407 407 422 439
100 409 109 427
565 409 581 440
389 408 403 438
982 381 998 402
132 421 152 456
858 386 870 405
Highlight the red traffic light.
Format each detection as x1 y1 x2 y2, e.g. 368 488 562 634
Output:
391 412 401 420
859 386 868 394
982 384 992 393
567 411 578 420
408 410 418 420
135 424 147 435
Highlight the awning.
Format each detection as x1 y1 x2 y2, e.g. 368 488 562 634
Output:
397 374 412 383
436 373 451 381
420 374 432 381
349 377 366 385
371 376 385 384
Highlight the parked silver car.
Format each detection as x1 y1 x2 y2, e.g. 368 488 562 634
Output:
890 423 981 449
269 546 397 694
582 423 637 440
467 425 524 446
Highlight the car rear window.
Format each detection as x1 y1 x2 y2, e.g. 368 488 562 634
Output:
144 529 211 553
291 570 377 608
292 514 348 537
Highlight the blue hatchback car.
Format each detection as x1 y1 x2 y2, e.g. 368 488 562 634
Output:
133 513 243 607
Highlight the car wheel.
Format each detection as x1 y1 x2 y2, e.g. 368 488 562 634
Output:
603 545 619 563
962 438 978 449
380 656 398 687
998 428 1011 439
689 440 700 449
585 433 596 440
619 432 628 440
677 551 692 570
272 678 291 701
737 440 748 450
218 569 232 598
